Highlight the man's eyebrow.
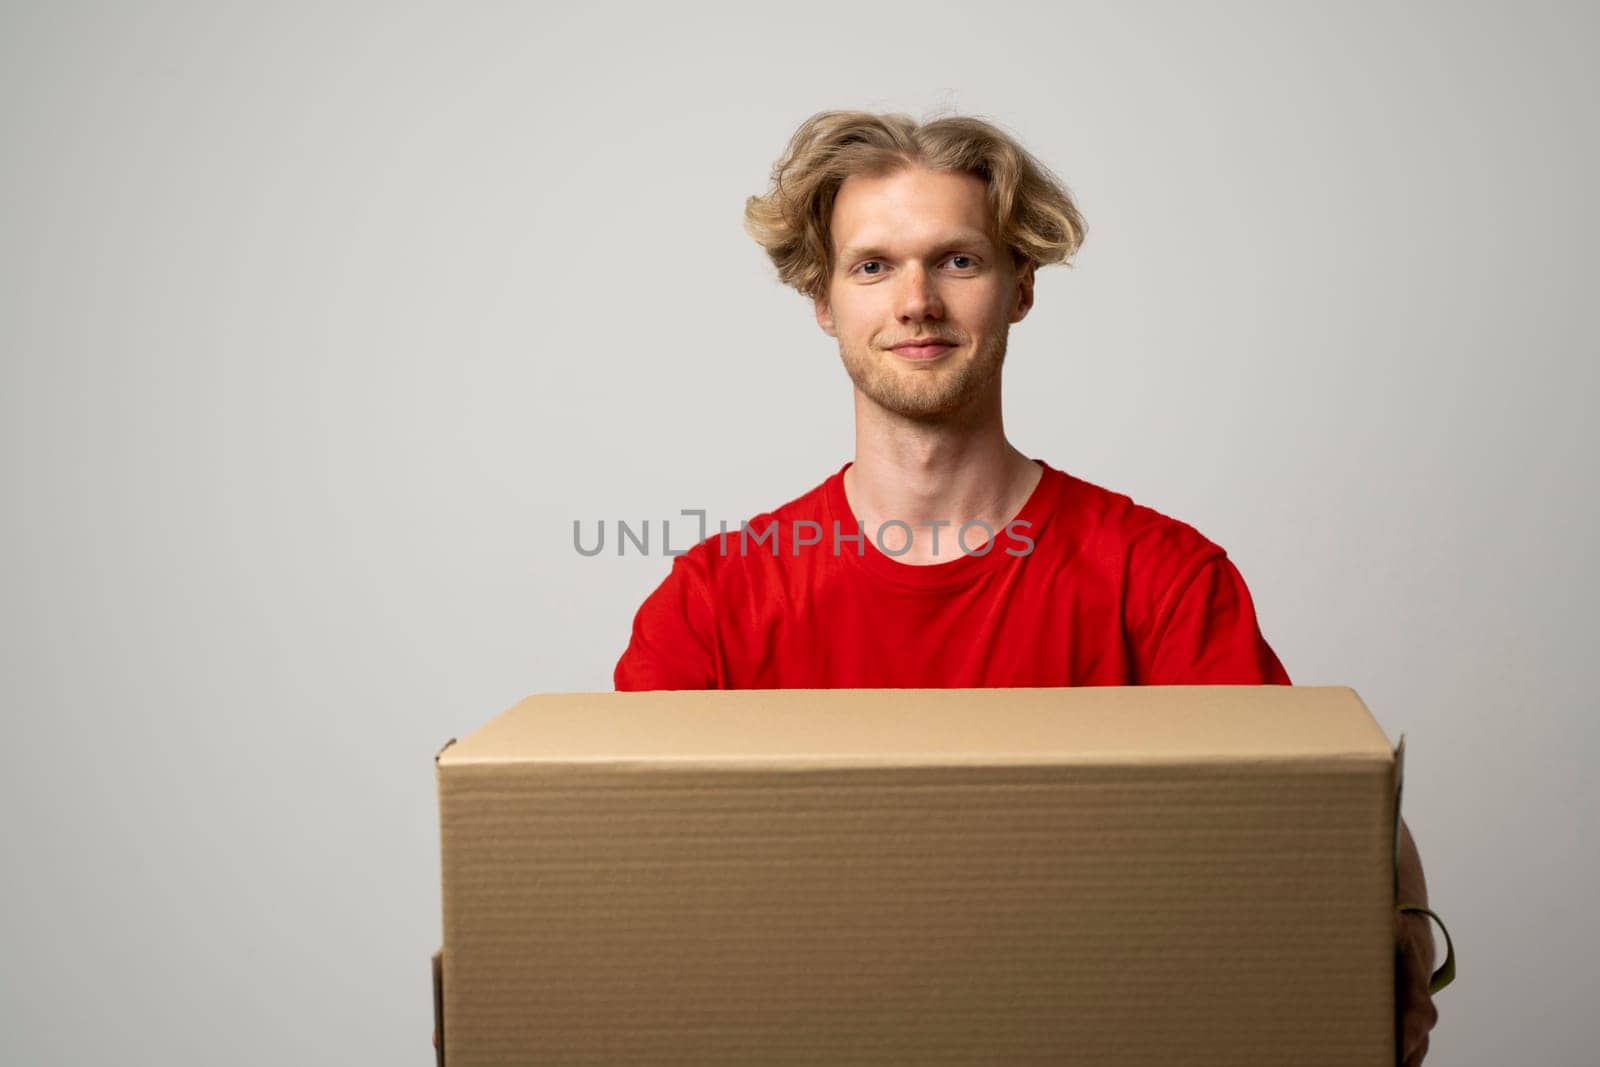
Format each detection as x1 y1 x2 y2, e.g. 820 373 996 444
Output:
837 232 995 262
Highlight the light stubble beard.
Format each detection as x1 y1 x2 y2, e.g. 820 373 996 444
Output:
835 325 1011 424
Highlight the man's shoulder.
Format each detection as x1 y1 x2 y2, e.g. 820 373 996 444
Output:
1044 463 1226 567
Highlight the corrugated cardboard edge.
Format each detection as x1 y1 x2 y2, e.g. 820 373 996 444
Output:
433 738 455 1065
1392 733 1407 900
432 949 445 1067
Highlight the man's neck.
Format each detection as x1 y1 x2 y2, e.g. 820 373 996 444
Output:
844 402 1042 566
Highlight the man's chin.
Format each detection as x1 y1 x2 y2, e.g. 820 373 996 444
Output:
859 384 975 423
842 351 1002 422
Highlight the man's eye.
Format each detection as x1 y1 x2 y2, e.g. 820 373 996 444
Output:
856 256 975 276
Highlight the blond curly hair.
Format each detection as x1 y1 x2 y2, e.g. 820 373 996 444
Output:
743 109 1087 303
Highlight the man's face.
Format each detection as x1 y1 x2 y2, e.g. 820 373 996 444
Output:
814 165 1034 423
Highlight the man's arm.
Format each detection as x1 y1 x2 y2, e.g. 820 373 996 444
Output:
1142 550 1439 1061
613 551 721 691
1396 818 1439 1066
1141 553 1291 685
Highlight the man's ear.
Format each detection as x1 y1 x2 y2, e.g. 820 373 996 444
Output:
814 293 837 338
1009 258 1037 325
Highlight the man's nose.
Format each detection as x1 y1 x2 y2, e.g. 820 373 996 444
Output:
896 264 944 322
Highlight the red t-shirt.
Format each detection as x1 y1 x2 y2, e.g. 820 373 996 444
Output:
613 459 1291 690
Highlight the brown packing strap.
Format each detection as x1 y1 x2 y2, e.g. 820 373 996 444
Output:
1397 905 1458 995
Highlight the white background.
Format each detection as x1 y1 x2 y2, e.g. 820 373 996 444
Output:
3 2 1594 1063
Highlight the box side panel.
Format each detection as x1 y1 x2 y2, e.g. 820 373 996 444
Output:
440 761 1394 1066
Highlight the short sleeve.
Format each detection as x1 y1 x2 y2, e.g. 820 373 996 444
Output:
612 550 722 691
1142 554 1292 685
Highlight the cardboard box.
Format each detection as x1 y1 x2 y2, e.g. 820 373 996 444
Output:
435 685 1402 1065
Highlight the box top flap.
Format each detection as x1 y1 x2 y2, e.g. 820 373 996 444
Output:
438 685 1393 770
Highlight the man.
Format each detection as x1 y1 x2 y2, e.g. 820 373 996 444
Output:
612 109 1438 1063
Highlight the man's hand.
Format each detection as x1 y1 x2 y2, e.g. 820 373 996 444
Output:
1395 819 1438 1066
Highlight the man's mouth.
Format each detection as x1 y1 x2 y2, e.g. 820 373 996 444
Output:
890 340 957 361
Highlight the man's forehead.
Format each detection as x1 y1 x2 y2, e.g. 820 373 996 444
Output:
830 168 997 258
